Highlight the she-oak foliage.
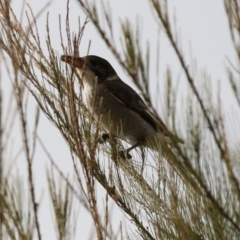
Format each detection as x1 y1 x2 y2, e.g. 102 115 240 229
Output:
0 0 239 239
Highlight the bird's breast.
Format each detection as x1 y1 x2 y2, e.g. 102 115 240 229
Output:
82 80 94 108
76 69 96 108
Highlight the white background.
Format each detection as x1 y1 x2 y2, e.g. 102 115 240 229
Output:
4 0 238 239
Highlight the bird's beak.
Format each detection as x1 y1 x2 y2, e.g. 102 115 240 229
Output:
61 55 85 69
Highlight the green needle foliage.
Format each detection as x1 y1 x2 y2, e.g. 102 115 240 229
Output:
0 0 239 239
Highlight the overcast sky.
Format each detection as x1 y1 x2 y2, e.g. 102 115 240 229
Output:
6 0 238 239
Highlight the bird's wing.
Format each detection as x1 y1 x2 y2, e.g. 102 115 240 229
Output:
102 78 184 144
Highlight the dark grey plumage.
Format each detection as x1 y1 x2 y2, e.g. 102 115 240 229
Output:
61 55 184 153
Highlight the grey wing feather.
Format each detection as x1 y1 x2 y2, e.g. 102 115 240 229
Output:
102 79 184 144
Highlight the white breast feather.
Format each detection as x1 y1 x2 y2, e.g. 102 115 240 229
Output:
76 68 96 108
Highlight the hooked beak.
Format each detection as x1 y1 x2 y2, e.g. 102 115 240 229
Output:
61 55 85 69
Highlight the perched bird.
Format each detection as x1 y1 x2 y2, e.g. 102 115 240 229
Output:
61 55 184 156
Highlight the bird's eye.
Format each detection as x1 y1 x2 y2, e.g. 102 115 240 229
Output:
91 59 98 67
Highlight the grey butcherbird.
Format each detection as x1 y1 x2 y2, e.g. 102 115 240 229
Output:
61 54 184 157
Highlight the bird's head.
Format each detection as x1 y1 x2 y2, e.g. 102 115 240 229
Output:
61 55 117 83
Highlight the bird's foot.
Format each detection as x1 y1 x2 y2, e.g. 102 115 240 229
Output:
118 142 141 159
98 133 110 144
98 133 119 145
119 150 132 160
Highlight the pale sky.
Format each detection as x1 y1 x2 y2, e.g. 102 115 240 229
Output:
5 0 238 239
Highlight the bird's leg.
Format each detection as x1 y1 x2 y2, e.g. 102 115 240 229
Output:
126 143 141 153
99 134 142 160
119 142 141 160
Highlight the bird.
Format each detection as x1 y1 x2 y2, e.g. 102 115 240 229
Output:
61 54 184 157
